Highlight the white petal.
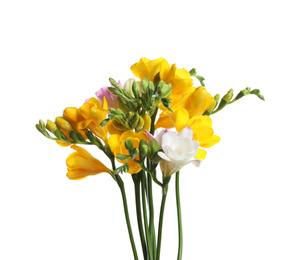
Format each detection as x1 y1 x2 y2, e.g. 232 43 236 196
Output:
161 132 177 152
177 126 194 140
158 151 172 162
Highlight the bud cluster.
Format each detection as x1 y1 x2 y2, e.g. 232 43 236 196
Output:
36 118 94 146
204 87 265 115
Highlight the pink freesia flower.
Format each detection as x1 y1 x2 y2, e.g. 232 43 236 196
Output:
95 81 122 108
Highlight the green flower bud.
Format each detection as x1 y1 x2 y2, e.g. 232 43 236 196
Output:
139 140 149 157
132 148 139 159
140 78 149 93
125 139 134 151
39 119 46 132
161 83 173 98
148 81 155 96
149 139 161 163
132 81 141 99
123 78 135 97
214 94 220 102
135 116 145 132
130 113 140 129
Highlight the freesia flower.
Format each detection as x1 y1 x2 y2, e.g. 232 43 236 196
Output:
130 57 193 99
108 130 149 174
77 97 109 144
157 127 203 176
66 145 111 180
95 80 122 108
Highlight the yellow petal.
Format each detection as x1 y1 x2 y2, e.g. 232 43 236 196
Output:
195 148 207 160
172 108 190 132
108 134 121 156
66 145 110 180
187 87 214 117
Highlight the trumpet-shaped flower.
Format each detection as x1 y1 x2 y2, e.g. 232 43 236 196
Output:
157 127 202 176
130 57 193 99
108 130 149 174
77 97 109 144
66 145 111 180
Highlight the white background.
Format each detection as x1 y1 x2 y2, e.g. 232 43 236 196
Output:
1 0 301 259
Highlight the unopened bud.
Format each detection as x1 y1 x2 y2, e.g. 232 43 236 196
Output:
132 81 140 99
131 113 140 129
148 81 155 96
161 83 173 98
139 140 149 157
141 114 151 131
112 120 128 131
140 78 149 93
39 119 46 132
135 116 145 132
55 117 72 132
206 100 217 113
222 93 232 102
46 120 57 133
123 78 135 97
149 139 161 163
125 139 134 151
214 94 220 102
132 148 139 159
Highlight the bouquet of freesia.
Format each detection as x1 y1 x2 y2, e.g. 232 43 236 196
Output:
36 57 264 259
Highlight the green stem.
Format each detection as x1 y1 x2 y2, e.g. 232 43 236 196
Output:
141 171 153 260
150 107 158 135
115 172 138 260
133 174 148 260
156 183 169 260
176 171 183 260
148 171 157 259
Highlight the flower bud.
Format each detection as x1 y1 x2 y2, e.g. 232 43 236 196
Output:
206 100 216 113
123 78 135 97
148 81 155 96
222 93 232 102
131 113 140 129
132 148 139 158
135 116 145 132
161 83 173 98
141 114 151 131
214 94 220 102
149 139 161 163
132 81 140 99
112 120 128 131
139 140 149 157
125 139 134 151
140 78 149 94
55 117 72 132
39 119 46 132
46 120 57 133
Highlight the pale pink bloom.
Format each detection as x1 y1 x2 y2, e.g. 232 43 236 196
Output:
95 80 122 108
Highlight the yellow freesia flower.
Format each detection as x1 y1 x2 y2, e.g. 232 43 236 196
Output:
77 97 109 144
130 57 193 99
66 145 111 180
156 105 220 150
156 86 214 129
108 130 149 174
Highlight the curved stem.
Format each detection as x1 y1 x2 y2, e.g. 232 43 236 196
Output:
156 185 169 260
115 174 138 260
176 171 183 260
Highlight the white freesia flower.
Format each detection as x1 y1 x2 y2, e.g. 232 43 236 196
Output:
156 127 201 176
